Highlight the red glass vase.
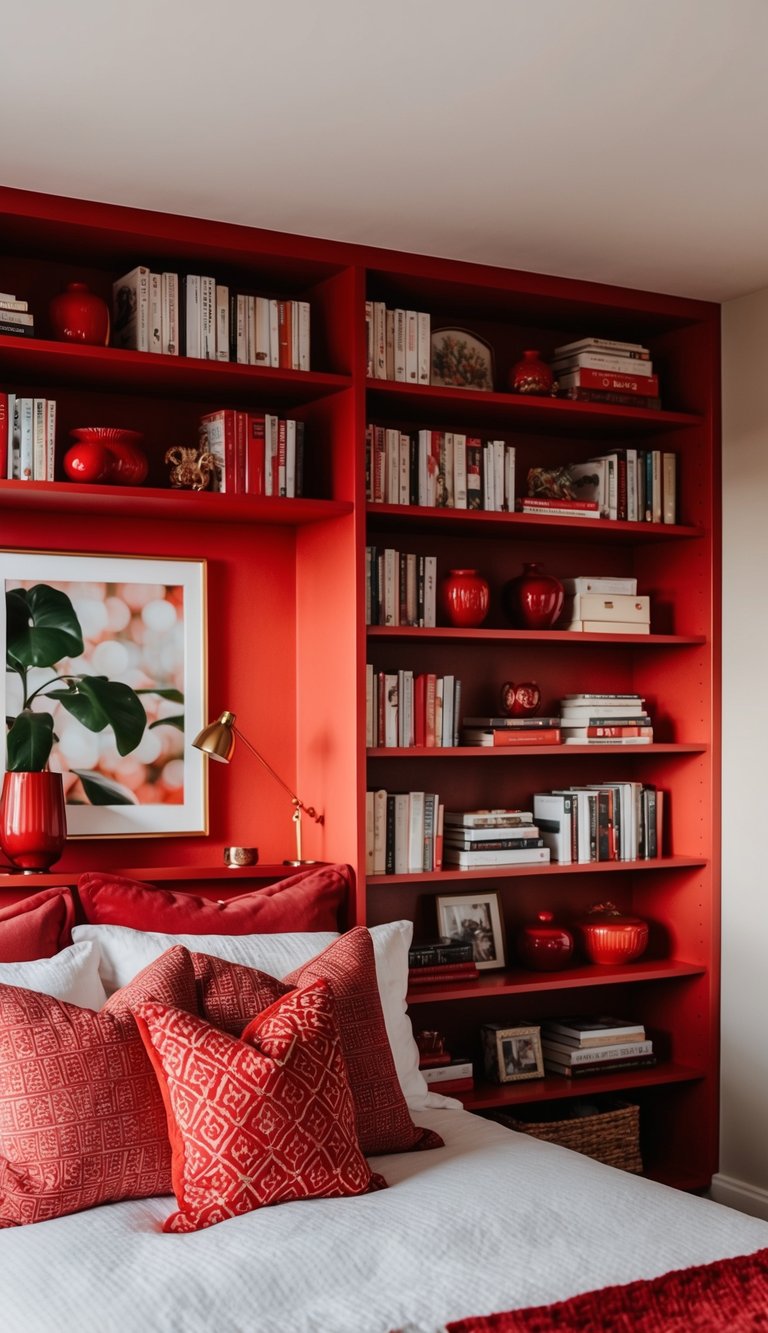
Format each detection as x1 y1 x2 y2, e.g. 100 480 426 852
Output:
516 910 574 971
438 569 490 627
49 282 110 346
508 349 554 396
0 771 67 871
503 562 564 629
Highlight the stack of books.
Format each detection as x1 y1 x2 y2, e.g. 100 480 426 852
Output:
112 266 310 368
366 667 462 749
552 337 660 409
365 303 430 383
366 425 515 512
0 394 56 481
365 546 437 627
0 291 34 340
366 788 444 875
559 692 653 744
461 715 562 748
516 495 600 520
542 1016 655 1078
421 1059 475 1095
443 808 550 870
408 939 478 987
198 410 303 496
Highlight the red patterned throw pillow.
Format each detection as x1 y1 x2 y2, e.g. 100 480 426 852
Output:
192 928 443 1157
133 979 386 1233
77 863 350 933
0 946 197 1227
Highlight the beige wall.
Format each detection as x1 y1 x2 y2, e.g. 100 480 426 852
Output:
712 289 768 1218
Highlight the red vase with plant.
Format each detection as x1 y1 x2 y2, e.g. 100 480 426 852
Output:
439 569 490 628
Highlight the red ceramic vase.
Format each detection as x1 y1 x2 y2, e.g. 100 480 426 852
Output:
508 349 554 396
105 440 149 485
576 902 649 965
49 282 110 346
438 569 490 628
516 910 574 971
503 562 564 629
500 681 541 717
0 771 67 871
63 440 111 483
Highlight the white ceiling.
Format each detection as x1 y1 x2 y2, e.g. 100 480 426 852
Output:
3 0 768 303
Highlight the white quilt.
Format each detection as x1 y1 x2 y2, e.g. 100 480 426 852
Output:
3 1107 768 1333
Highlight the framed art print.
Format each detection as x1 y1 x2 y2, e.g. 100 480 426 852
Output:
430 327 495 391
0 550 207 837
436 891 506 970
481 1023 544 1083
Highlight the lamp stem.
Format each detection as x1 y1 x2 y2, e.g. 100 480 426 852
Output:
234 726 319 864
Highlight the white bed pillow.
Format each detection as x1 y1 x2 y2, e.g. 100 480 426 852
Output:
0 939 107 1009
72 919 459 1111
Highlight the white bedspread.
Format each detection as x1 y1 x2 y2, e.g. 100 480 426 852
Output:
3 1107 768 1333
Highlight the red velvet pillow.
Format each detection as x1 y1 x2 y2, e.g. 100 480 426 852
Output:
192 928 443 1157
133 980 386 1233
0 886 75 962
77 863 350 933
0 946 196 1227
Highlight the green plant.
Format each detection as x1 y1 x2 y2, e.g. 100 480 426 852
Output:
5 583 183 804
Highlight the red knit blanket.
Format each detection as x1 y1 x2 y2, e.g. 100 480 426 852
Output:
446 1246 768 1332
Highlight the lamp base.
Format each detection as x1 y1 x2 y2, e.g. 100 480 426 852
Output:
283 858 319 867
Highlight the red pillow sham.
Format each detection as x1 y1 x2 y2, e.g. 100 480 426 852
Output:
0 886 75 962
133 980 386 1233
77 863 350 934
0 946 197 1227
191 928 443 1157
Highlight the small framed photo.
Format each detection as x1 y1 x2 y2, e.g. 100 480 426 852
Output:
436 891 506 970
481 1023 544 1083
430 327 495 392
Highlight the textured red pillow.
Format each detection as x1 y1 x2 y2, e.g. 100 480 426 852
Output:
192 928 443 1157
0 886 75 962
77 863 350 933
133 980 386 1233
0 946 196 1227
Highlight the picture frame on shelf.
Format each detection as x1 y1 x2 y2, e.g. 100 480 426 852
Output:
481 1022 544 1083
0 550 207 838
436 890 506 970
430 327 494 392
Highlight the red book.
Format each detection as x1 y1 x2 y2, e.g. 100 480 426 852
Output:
278 300 291 369
417 1052 453 1068
0 393 8 479
520 497 599 512
245 413 266 495
277 418 287 495
408 962 479 985
424 1076 474 1094
565 387 662 409
490 728 561 746
235 411 247 494
425 673 437 747
584 725 653 738
560 368 659 396
413 672 427 747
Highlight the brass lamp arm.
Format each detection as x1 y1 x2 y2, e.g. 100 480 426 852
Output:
234 727 322 824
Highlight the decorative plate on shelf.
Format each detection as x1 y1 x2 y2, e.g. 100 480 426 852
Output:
430 328 494 392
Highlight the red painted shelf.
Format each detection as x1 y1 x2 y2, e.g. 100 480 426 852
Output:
0 480 352 524
367 624 705 645
460 1062 704 1112
366 502 703 543
367 743 707 758
407 959 705 1005
368 855 707 886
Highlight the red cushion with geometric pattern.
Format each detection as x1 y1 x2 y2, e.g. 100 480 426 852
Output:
0 946 196 1227
133 979 386 1233
0 886 75 962
190 949 291 1036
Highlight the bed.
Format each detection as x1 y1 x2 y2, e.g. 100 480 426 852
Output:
2 868 768 1332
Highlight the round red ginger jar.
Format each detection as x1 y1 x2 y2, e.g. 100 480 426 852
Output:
438 569 490 628
500 681 541 717
503 562 564 630
576 902 649 965
49 282 110 346
516 910 574 971
509 349 554 396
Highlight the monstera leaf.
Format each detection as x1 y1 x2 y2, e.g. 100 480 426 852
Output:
6 586 84 670
46 677 147 755
6 710 56 771
71 769 138 805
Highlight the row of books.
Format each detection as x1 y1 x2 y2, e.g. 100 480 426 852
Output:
541 1015 655 1078
0 291 34 340
112 266 310 369
0 393 56 481
198 410 304 497
365 667 462 749
525 448 676 524
365 547 437 627
365 303 431 383
553 337 661 409
534 783 663 864
366 789 445 875
366 425 515 511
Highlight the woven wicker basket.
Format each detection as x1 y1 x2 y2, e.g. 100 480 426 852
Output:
491 1098 642 1174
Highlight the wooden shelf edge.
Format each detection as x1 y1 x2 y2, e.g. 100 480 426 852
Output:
459 1062 705 1111
367 743 708 758
407 959 706 1005
0 480 353 525
368 855 708 886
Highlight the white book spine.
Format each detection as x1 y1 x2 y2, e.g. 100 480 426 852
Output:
203 276 217 359
45 400 56 482
385 309 395 381
393 793 410 875
32 399 46 481
365 300 373 378
374 302 387 378
161 273 179 356
291 301 300 370
365 789 375 875
407 792 425 873
235 294 247 364
185 276 201 358
285 419 297 498
398 433 410 505
19 398 33 480
372 789 387 875
424 555 437 628
453 433 467 509
417 311 431 383
215 285 229 361
405 310 418 382
394 309 407 382
255 296 271 365
112 265 150 351
268 299 280 368
245 295 256 364
297 300 310 371
148 272 162 354
504 443 516 511
9 395 19 479
385 429 400 505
